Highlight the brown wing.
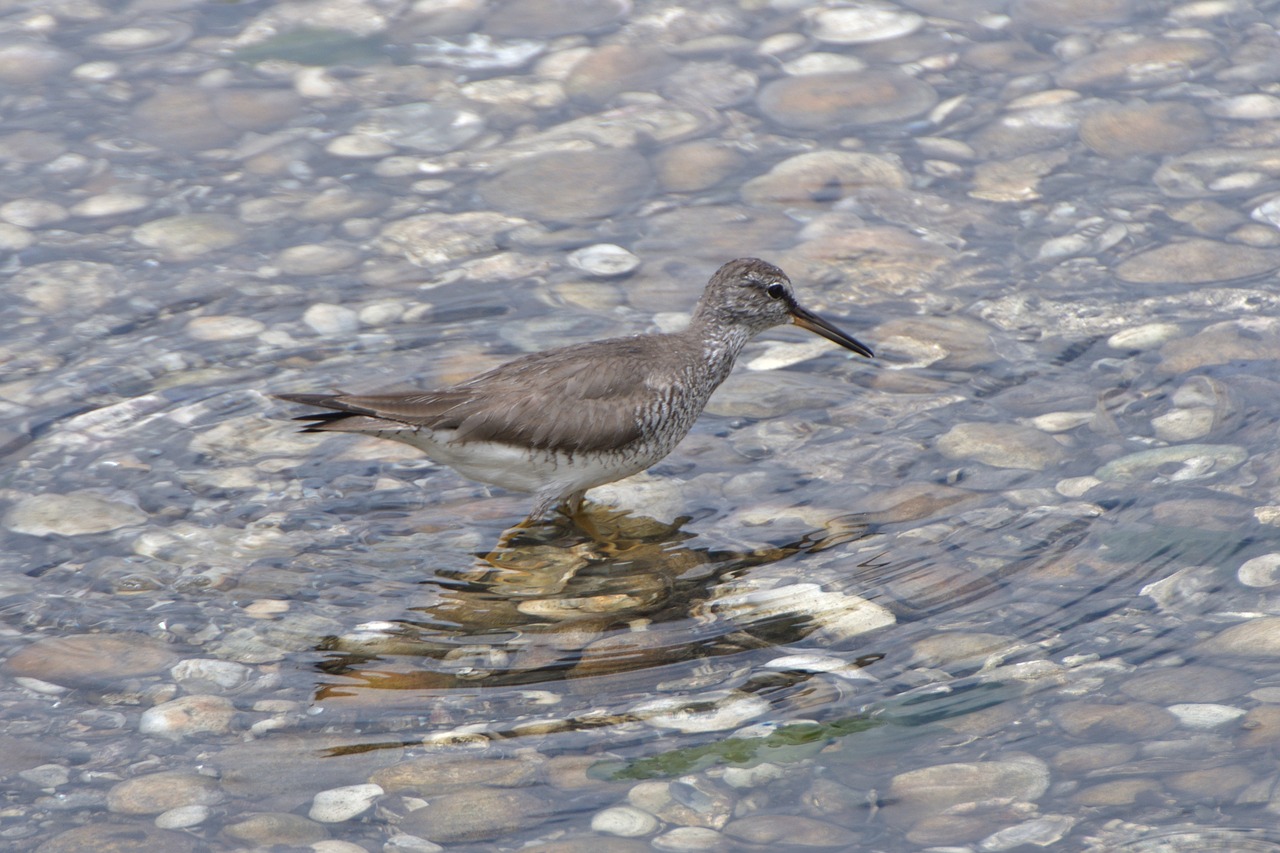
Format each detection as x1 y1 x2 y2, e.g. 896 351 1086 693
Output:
278 336 677 454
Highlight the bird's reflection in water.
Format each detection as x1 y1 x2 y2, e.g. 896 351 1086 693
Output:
313 504 877 704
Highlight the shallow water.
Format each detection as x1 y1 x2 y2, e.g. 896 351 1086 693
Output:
5 1 1280 851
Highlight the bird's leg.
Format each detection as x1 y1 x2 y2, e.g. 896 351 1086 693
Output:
559 490 605 542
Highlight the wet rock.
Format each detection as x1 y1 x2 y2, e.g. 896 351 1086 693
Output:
701 580 896 642
970 149 1069 202
139 694 237 739
1055 38 1219 89
1120 663 1250 703
350 103 485 154
186 315 266 341
106 771 223 815
485 0 628 38
224 812 330 845
1239 554 1280 588
565 45 676 106
372 756 539 793
4 492 146 536
628 778 733 830
757 69 936 131
1159 318 1280 372
1239 706 1280 748
376 211 527 268
480 149 652 224
724 814 853 846
0 39 74 84
397 787 552 842
1094 444 1247 482
155 804 212 829
213 734 401 806
303 303 360 336
1072 778 1160 806
1151 408 1216 442
1156 148 1280 198
16 260 125 315
133 213 248 262
70 192 152 218
1012 0 1135 28
277 244 361 276
884 756 1050 823
567 244 640 277
872 315 998 369
2 198 68 228
35 824 196 853
741 151 908 206
592 805 660 837
309 783 383 822
4 633 177 688
1167 703 1246 730
1196 617 1280 658
655 140 746 193
910 632 1016 668
1079 100 1210 158
632 691 770 733
808 5 923 44
1051 701 1177 738
1115 239 1280 285
936 422 1067 470
1051 743 1138 774
981 815 1077 850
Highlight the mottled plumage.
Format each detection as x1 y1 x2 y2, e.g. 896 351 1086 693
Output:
278 258 872 519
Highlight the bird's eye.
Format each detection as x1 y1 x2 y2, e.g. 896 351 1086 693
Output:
766 282 786 299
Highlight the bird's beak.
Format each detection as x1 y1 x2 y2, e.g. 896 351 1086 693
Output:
790 304 874 358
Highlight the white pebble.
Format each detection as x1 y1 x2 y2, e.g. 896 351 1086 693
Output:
303 303 359 336
155 804 211 829
592 805 659 837
309 783 383 822
567 243 640 277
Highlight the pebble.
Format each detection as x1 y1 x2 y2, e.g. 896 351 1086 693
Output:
1107 323 1182 350
936 422 1067 470
632 691 770 733
885 756 1050 822
740 151 908 206
154 804 212 829
4 492 146 536
277 244 361 276
1159 318 1280 372
1 197 68 228
106 771 223 815
655 140 745 193
397 788 551 842
1079 100 1209 159
592 805 660 837
651 826 727 851
1055 38 1220 89
33 824 196 853
70 192 151 218
132 213 247 261
1120 663 1250 703
186 315 266 341
723 814 853 846
138 694 237 739
1094 444 1247 482
1239 553 1280 588
1197 617 1280 658
1051 701 1176 738
309 783 383 822
480 149 652 224
3 633 177 688
1115 239 1280 284
303 303 360 336
1166 702 1246 729
224 812 330 845
808 6 923 44
567 244 641 278
373 756 539 793
756 68 937 131
170 658 254 693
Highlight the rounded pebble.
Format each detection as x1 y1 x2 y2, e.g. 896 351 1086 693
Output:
4 492 146 536
309 783 384 822
567 244 640 277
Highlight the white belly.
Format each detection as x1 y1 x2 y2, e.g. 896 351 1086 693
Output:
383 428 659 498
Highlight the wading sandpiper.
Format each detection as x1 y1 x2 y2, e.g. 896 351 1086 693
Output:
278 258 873 521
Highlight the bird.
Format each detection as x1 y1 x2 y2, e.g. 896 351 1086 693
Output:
277 258 873 522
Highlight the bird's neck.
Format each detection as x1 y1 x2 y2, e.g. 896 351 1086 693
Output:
685 313 754 384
